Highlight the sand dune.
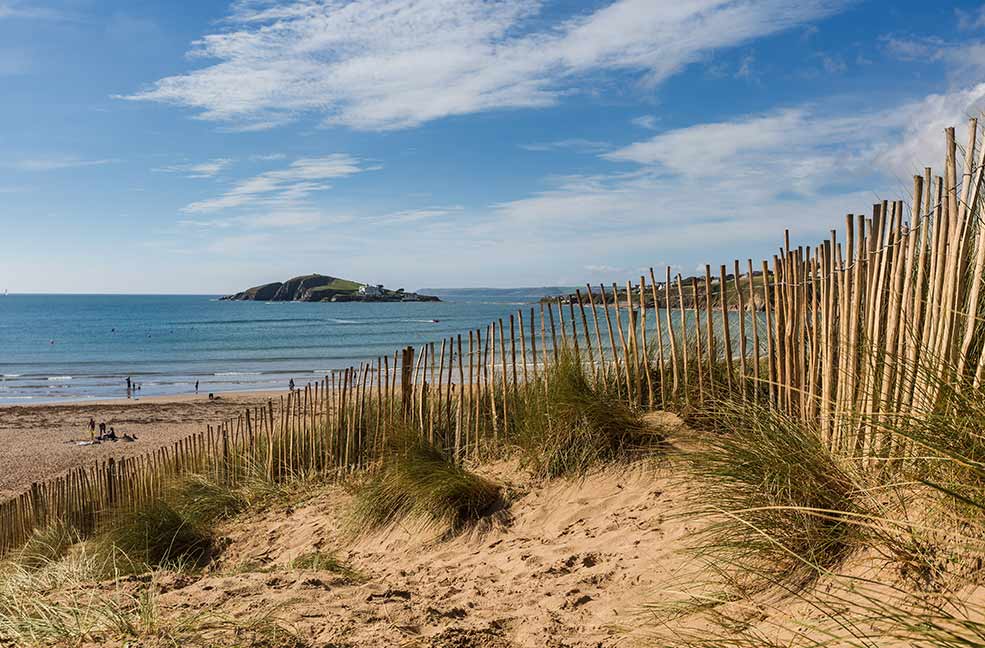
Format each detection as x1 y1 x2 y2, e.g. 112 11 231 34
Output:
151 460 695 647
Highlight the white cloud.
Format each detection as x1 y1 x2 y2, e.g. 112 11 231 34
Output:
487 82 985 267
632 115 658 130
122 0 849 131
521 139 611 154
604 107 873 194
11 156 118 172
606 83 985 185
155 158 234 178
182 154 374 213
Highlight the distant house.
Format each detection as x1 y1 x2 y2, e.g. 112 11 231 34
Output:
359 284 385 297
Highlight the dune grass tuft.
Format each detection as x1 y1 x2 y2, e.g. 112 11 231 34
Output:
349 431 502 536
514 350 657 479
0 550 308 647
95 497 216 573
684 400 867 590
9 521 79 571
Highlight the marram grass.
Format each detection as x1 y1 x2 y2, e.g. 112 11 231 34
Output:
95 496 216 573
683 400 868 591
8 521 79 572
513 350 659 479
349 430 502 536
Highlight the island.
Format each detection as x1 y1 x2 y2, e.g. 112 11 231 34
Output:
221 274 440 302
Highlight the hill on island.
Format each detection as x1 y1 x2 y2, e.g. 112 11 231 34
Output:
221 274 439 302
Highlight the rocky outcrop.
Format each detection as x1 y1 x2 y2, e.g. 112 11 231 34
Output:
223 282 283 301
271 275 340 302
221 274 440 302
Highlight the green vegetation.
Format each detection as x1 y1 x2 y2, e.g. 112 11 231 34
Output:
96 497 217 572
684 401 867 590
349 431 502 536
304 278 364 300
514 350 659 479
93 471 296 575
8 522 79 572
647 356 985 646
0 552 307 647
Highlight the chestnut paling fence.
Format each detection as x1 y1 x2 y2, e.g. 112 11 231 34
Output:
2 121 985 558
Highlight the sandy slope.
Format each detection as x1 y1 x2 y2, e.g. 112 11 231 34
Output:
25 413 985 647
152 458 699 647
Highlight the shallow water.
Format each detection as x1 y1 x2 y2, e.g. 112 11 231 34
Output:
0 289 570 404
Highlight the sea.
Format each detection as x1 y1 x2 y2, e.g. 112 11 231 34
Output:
0 288 572 405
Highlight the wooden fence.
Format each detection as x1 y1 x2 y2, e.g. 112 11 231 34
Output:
1 120 983 558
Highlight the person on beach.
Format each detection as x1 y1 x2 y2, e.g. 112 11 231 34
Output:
195 380 199 394
99 422 106 436
289 378 295 391
88 418 95 440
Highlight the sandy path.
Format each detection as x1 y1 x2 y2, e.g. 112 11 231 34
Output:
0 391 284 498
151 458 699 647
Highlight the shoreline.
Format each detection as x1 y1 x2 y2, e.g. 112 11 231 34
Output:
0 388 288 410
0 390 288 499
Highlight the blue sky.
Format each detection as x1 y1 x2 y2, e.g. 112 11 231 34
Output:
2 0 985 293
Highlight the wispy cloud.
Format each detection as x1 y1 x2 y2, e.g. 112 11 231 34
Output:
521 139 611 154
376 206 464 224
735 53 757 80
585 264 624 273
11 156 119 172
956 5 985 31
489 82 985 262
122 0 849 132
0 1 68 21
883 34 985 80
155 158 234 178
180 208 332 230
182 154 373 214
632 115 659 130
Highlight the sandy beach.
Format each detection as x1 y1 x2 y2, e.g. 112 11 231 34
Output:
0 390 285 499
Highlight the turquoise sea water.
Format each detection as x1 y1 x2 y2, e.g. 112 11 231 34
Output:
0 289 570 404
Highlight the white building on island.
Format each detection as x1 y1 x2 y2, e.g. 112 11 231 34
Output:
359 284 385 297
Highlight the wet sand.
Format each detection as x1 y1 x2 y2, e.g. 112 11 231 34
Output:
0 390 284 499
